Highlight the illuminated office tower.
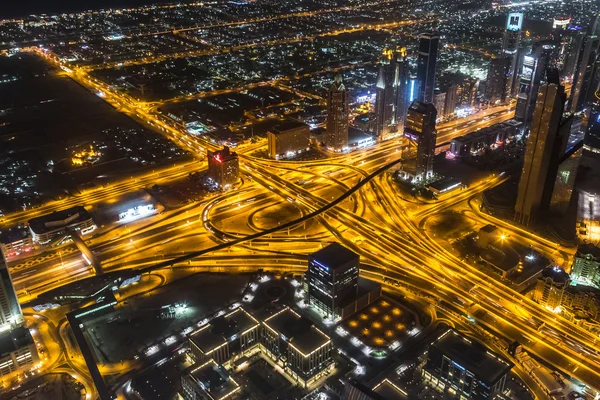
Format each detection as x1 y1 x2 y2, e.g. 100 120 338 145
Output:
395 48 411 133
515 83 571 225
0 259 23 331
401 101 437 181
514 48 551 130
307 243 359 318
569 19 599 113
502 12 524 97
416 32 440 104
374 50 398 139
325 74 349 150
585 100 600 156
486 56 513 104
550 141 583 214
374 48 410 139
207 146 239 188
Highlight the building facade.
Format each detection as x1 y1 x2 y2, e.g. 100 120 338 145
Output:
400 101 437 182
262 307 333 387
569 33 599 113
267 119 310 160
325 74 349 150
416 32 440 104
27 206 96 245
423 329 513 400
374 48 410 139
571 244 600 287
188 308 260 365
307 243 359 319
486 56 513 104
207 146 239 188
533 267 571 310
515 83 570 225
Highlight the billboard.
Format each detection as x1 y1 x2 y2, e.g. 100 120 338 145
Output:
507 12 523 31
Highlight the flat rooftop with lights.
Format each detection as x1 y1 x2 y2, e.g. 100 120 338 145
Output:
189 308 259 354
431 330 513 386
264 308 330 356
187 359 241 400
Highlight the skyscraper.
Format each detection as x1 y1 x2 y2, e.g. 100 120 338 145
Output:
569 33 599 113
401 101 437 181
502 12 524 98
515 82 571 225
374 48 410 139
550 142 583 214
307 243 359 319
0 259 23 332
486 56 513 104
416 32 440 104
515 46 551 131
325 74 349 150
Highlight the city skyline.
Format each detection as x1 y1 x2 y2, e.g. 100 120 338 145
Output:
1 1 600 400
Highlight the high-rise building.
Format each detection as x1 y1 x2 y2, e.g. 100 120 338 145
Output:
486 56 513 104
325 74 349 150
416 32 440 104
395 49 411 133
445 84 459 116
0 259 23 332
207 146 239 188
514 47 551 131
569 32 599 113
563 31 584 80
571 243 600 287
585 99 600 156
550 141 583 214
515 82 571 225
307 243 359 318
433 90 446 118
423 329 513 400
401 101 437 181
502 12 524 98
374 48 410 139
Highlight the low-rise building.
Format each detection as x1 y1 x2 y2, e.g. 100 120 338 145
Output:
0 327 39 378
27 206 96 245
449 121 520 157
189 308 260 365
267 119 310 160
262 307 333 387
533 266 570 310
181 359 241 400
423 329 513 400
570 243 600 287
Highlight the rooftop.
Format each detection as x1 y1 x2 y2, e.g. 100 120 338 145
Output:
268 119 309 135
189 308 258 354
480 224 499 234
431 330 513 385
264 307 330 356
188 359 241 400
372 378 409 399
540 266 570 284
577 243 600 260
310 242 359 270
0 327 34 358
28 206 92 235
209 146 238 162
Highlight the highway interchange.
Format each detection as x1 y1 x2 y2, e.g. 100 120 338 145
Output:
2 12 598 400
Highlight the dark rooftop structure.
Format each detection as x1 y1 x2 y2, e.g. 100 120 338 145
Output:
429 330 513 386
0 327 34 357
131 357 182 400
268 119 309 135
310 242 359 271
187 359 240 400
189 308 258 353
27 205 92 235
540 266 570 285
577 243 600 260
263 307 330 355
